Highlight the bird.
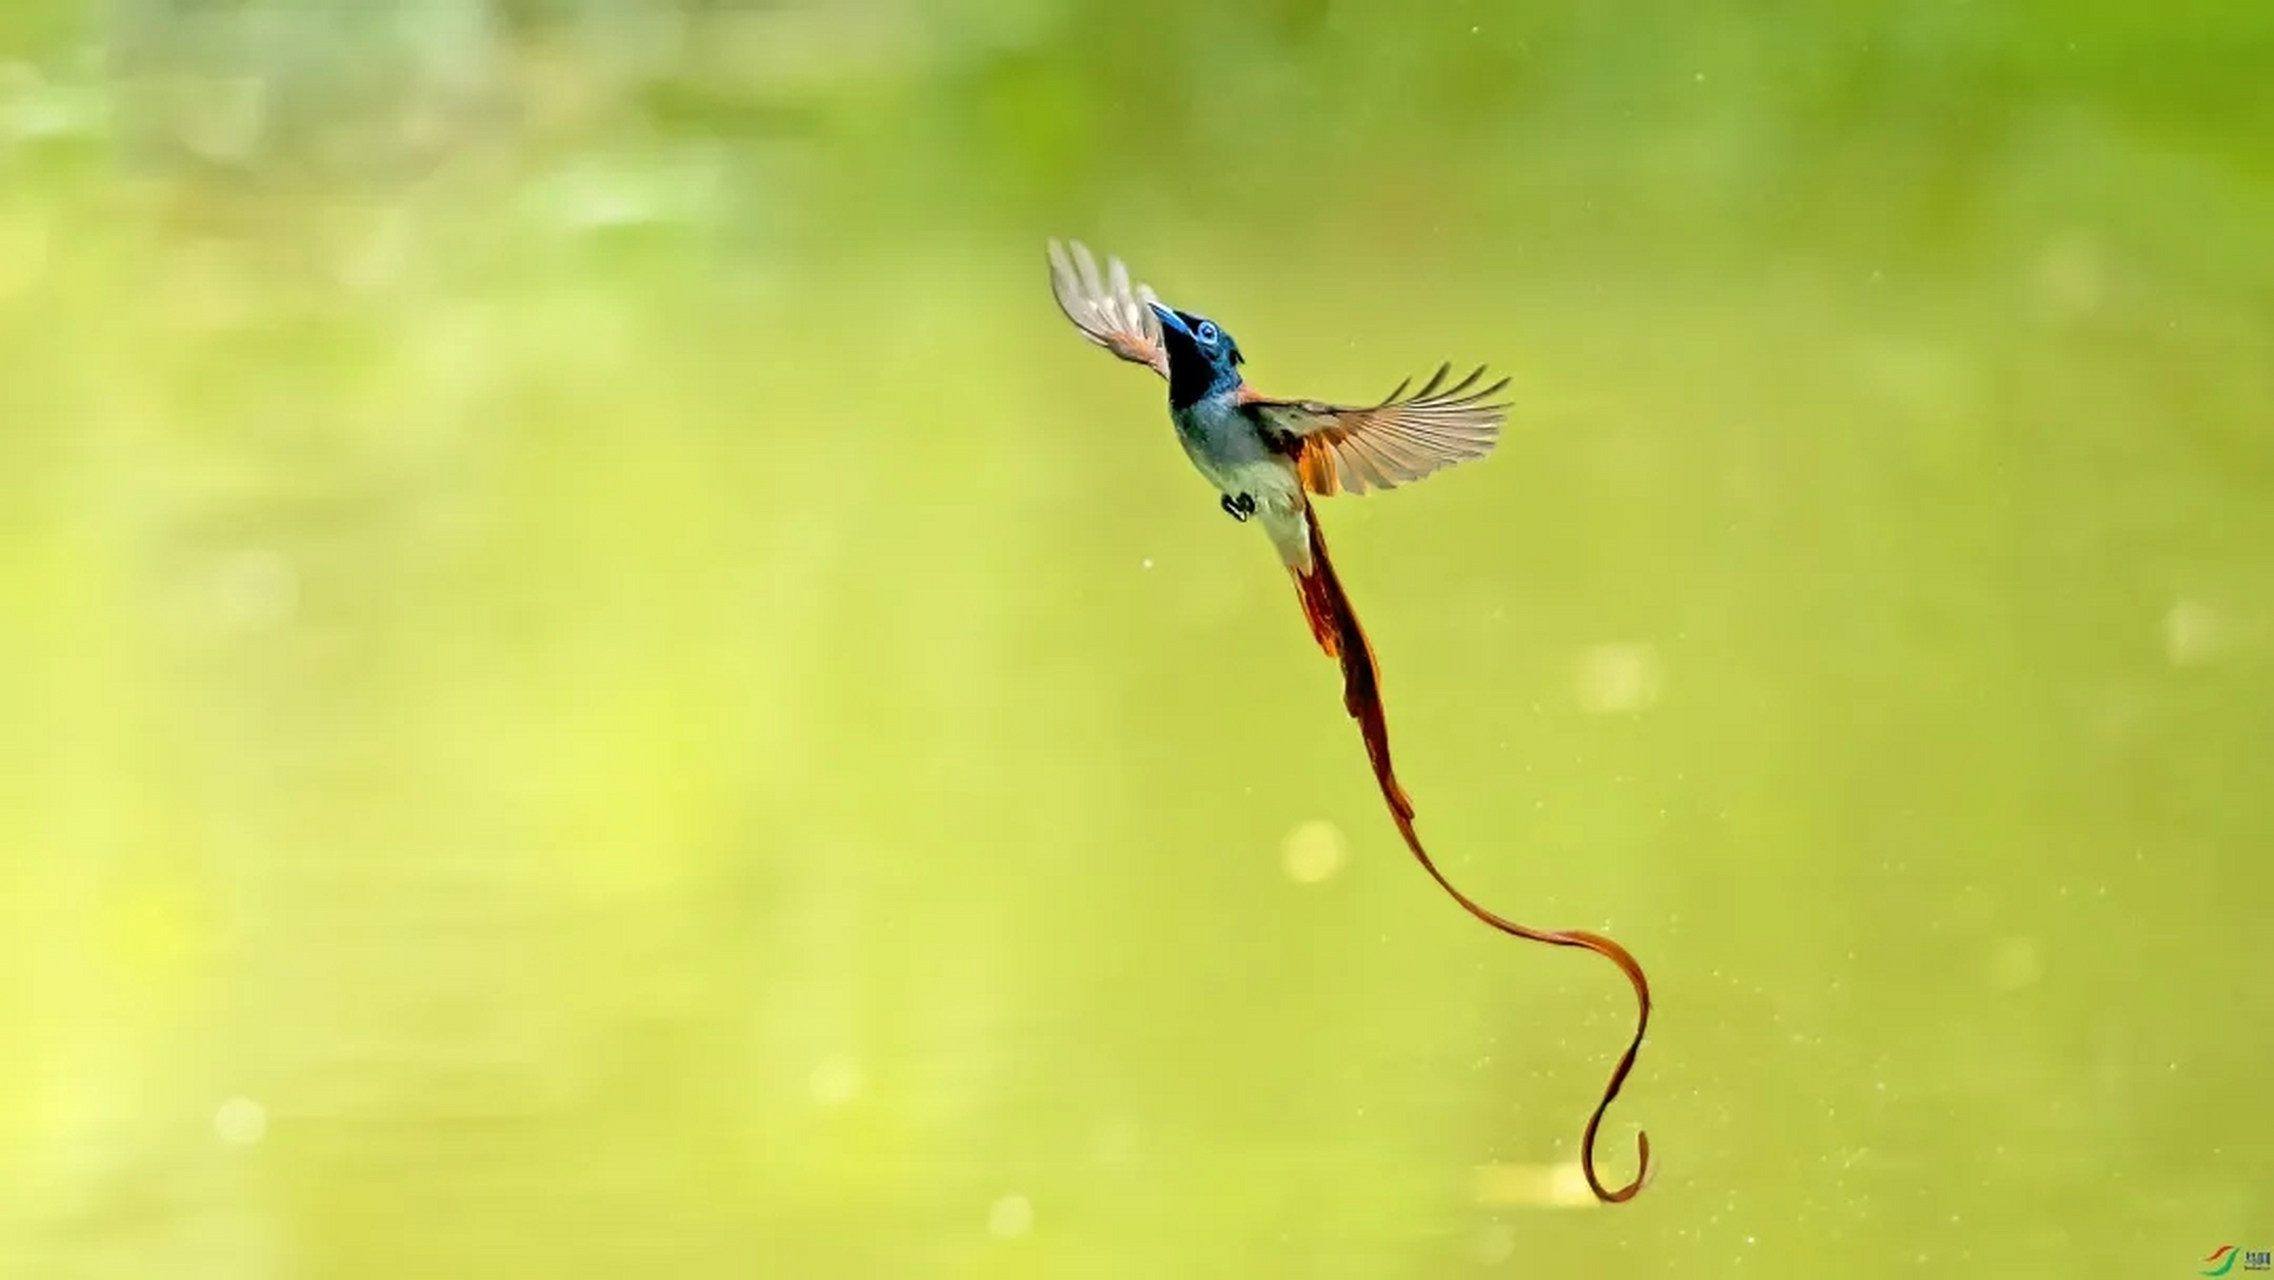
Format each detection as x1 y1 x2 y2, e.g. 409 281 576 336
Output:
1047 238 1654 1204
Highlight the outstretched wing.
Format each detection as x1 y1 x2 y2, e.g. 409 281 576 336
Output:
1047 239 1169 380
1250 364 1510 496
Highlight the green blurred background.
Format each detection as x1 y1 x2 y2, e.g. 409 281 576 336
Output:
2 1 2270 1276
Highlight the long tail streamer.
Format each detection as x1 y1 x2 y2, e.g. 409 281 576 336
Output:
1289 503 1652 1204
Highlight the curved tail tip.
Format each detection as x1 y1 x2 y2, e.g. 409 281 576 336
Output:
1587 1131 1651 1204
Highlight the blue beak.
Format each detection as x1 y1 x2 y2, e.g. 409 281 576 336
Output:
1147 300 1189 336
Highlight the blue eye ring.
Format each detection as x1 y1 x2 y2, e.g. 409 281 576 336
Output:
1196 321 1219 346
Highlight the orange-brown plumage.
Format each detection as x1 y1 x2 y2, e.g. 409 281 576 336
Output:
1292 500 1649 1201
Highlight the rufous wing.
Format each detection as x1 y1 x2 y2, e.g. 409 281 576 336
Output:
1047 239 1169 380
1250 364 1510 496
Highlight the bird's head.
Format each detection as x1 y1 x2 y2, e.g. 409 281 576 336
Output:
1148 300 1245 407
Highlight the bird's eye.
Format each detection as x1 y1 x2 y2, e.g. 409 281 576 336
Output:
1196 321 1219 346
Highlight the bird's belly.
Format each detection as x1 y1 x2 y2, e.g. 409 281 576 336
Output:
1173 407 1299 509
1182 439 1297 507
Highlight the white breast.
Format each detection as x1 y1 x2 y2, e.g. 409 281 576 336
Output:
1172 398 1303 514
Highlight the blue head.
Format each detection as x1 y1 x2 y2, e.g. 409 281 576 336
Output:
1148 301 1245 409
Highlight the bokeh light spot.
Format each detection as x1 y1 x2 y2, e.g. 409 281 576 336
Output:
1282 819 1347 884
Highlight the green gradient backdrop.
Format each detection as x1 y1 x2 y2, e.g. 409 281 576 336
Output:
2 2 2270 1276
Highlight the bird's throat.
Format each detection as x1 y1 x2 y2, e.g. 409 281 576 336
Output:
1168 358 1238 412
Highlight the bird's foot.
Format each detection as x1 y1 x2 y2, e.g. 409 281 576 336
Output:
1220 492 1257 523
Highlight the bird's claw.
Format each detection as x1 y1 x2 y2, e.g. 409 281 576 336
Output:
1220 492 1257 523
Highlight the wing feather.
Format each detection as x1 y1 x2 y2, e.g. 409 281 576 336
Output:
1252 362 1510 496
1047 239 1169 380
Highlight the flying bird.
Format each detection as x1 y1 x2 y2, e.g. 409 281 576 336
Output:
1047 238 1654 1204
